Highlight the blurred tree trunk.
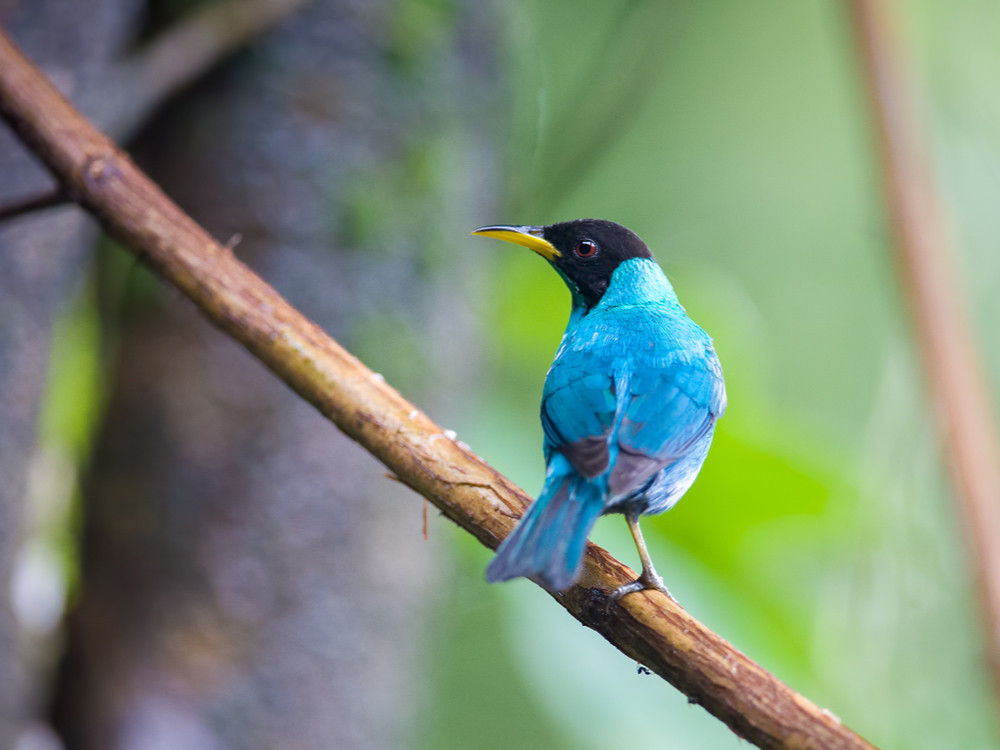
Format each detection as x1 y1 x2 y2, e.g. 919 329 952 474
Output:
0 2 143 747
50 1 497 748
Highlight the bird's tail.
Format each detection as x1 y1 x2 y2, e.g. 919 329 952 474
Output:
486 468 604 592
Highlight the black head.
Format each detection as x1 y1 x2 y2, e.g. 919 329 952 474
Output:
472 219 653 308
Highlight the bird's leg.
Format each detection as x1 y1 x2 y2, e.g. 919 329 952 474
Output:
610 511 676 604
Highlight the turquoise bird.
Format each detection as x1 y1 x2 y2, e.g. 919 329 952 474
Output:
473 219 726 598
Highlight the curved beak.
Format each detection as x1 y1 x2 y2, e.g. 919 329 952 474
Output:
471 224 561 261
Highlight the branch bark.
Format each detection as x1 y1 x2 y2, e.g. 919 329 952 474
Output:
848 0 1000 716
0 28 877 750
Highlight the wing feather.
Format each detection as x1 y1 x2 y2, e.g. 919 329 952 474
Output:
542 342 724 501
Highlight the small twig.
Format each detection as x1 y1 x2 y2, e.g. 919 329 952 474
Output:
0 0 309 220
0 187 69 223
849 0 1000 717
94 0 312 137
0 30 877 750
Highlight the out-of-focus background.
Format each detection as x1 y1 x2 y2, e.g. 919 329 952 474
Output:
1 1 999 748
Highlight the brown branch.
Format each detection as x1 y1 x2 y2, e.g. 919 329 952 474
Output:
0 29 878 750
848 0 1000 716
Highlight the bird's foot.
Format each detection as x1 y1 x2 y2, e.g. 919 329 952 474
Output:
608 570 678 606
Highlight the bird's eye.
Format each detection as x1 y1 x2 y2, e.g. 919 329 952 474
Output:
575 239 598 258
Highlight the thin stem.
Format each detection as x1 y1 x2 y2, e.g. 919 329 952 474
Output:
0 188 69 223
848 0 1000 717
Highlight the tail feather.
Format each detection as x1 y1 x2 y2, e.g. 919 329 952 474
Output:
486 474 604 591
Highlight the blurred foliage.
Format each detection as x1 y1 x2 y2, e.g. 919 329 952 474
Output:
420 1 1000 749
39 284 103 462
32 280 104 601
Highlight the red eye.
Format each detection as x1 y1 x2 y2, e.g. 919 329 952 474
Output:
575 239 598 258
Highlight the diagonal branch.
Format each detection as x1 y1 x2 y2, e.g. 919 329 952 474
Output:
96 0 311 138
0 29 876 750
848 0 1000 716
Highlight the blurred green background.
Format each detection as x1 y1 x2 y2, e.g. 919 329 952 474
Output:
415 1 1000 748
16 0 1000 748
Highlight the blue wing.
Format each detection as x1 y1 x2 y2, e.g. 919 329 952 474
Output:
609 351 725 499
541 348 618 474
541 334 725 505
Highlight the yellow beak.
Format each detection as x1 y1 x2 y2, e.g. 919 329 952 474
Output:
471 225 561 261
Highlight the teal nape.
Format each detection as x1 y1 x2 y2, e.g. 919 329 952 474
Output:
472 220 726 599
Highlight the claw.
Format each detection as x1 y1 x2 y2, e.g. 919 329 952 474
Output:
609 570 676 604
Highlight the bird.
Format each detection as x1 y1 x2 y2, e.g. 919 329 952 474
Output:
472 219 726 600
